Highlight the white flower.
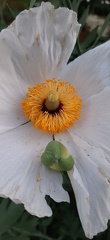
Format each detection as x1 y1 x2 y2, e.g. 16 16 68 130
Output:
0 2 110 239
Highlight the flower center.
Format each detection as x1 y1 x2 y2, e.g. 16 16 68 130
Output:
21 79 82 134
45 90 59 111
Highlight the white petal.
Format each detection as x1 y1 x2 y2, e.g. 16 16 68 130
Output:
0 123 69 217
69 168 90 235
0 40 27 134
62 41 110 99
71 86 110 162
55 132 110 238
0 2 80 86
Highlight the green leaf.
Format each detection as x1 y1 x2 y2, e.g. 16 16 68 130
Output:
7 4 19 18
29 0 36 8
70 0 77 11
0 233 30 240
0 22 7 31
81 26 98 50
79 7 89 29
75 0 84 12
14 212 38 234
66 0 73 10
50 0 61 8
0 198 24 234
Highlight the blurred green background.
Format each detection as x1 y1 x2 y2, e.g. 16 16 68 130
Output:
0 0 110 240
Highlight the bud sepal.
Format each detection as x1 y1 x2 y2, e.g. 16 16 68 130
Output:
41 140 74 171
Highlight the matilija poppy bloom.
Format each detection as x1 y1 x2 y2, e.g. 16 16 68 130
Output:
0 2 110 239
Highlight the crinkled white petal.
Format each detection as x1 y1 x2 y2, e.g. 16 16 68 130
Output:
62 40 110 100
0 2 80 87
55 132 110 238
0 40 27 134
71 86 110 162
0 2 80 134
0 122 69 217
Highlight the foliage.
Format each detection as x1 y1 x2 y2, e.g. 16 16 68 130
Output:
0 0 110 240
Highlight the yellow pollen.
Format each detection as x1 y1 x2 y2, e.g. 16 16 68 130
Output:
21 79 82 134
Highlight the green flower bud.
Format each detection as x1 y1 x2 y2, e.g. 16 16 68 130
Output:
41 140 74 171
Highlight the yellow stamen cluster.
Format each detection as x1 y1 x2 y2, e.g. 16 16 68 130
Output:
21 79 82 134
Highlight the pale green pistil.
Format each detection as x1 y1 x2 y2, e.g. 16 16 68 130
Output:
45 90 60 111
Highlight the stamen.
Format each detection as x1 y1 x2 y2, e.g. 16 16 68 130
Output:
21 79 82 134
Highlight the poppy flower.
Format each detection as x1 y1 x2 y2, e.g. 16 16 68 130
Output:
0 2 110 239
